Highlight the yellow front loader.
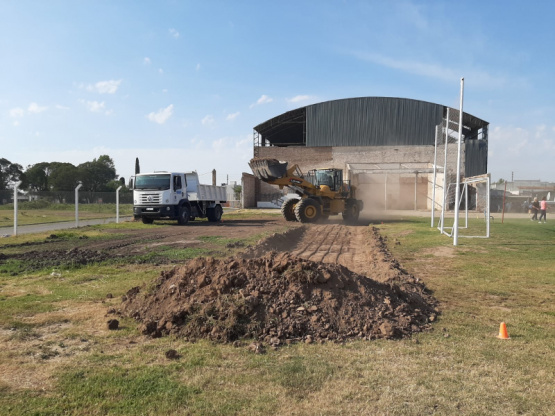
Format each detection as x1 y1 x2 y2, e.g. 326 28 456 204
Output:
249 158 363 223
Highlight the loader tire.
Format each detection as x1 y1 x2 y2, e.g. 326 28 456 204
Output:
295 198 321 223
281 198 299 221
177 206 190 225
342 200 360 223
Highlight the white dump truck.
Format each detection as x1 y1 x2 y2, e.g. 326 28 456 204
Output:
132 171 226 225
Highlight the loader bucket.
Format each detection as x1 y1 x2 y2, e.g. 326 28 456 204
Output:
249 158 289 181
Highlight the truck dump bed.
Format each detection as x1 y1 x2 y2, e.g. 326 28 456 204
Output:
194 184 227 202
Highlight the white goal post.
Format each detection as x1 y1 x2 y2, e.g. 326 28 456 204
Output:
438 173 491 239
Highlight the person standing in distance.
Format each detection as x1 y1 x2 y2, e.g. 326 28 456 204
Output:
538 196 548 223
531 197 540 221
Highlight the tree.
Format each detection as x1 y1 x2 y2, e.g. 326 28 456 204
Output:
0 158 25 190
105 179 128 191
77 155 117 192
25 162 51 191
233 185 242 200
48 162 79 191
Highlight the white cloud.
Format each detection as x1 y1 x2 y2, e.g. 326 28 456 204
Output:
226 112 240 121
28 102 48 113
196 63 201 71
287 95 312 104
350 51 511 88
169 28 180 38
144 57 151 65
235 135 252 148
202 115 215 126
159 68 164 74
250 94 273 108
212 138 226 150
488 124 555 181
85 79 122 94
55 104 70 110
79 99 106 113
147 104 174 124
9 107 24 118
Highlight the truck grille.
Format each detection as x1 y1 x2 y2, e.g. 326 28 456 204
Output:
139 193 161 204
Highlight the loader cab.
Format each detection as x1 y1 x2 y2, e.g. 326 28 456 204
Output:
307 169 343 192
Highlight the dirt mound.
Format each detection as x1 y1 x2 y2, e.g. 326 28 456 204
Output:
4 247 113 273
120 251 437 345
241 226 306 258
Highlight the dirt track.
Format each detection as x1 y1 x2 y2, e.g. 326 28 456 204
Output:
119 220 437 344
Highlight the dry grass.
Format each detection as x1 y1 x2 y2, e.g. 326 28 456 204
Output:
0 216 553 415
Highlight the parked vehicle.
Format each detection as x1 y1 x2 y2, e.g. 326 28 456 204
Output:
132 171 226 225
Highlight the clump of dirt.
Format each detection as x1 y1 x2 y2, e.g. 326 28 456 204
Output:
241 226 305 257
3 247 114 273
120 250 437 345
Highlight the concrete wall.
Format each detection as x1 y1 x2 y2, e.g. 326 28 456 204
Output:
242 172 285 208
258 145 435 173
242 173 257 208
254 145 453 211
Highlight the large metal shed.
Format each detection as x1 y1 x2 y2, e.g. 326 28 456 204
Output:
249 97 489 210
254 97 488 176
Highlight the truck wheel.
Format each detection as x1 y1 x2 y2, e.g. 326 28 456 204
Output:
281 198 299 221
177 206 190 225
295 198 321 223
142 217 154 224
207 205 223 222
342 201 360 223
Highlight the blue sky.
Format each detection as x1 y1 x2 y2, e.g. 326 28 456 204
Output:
1 0 554 184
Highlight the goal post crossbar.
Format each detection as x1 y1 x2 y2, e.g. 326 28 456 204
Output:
436 174 491 239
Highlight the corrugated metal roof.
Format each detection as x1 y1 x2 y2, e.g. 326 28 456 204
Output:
306 97 442 146
254 97 488 148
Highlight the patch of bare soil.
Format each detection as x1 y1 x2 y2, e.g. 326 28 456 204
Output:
119 225 438 345
0 216 285 273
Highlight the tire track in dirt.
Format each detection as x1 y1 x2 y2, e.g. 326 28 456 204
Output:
289 223 392 282
290 224 356 267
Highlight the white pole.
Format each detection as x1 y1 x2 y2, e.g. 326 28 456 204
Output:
384 173 388 211
440 109 450 233
486 175 491 238
414 173 418 210
453 78 465 246
464 183 469 228
116 186 122 223
75 182 83 228
13 181 22 236
431 125 439 227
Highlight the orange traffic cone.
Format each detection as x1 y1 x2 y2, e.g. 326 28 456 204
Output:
497 322 510 339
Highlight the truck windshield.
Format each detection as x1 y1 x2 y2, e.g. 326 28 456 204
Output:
134 174 171 190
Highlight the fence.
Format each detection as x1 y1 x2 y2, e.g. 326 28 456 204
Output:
0 190 133 205
0 189 134 235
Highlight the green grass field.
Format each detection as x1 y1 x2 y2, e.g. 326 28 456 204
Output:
0 215 553 415
0 202 134 227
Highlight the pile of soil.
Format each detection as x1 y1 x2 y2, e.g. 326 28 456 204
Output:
3 247 113 273
120 250 437 345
